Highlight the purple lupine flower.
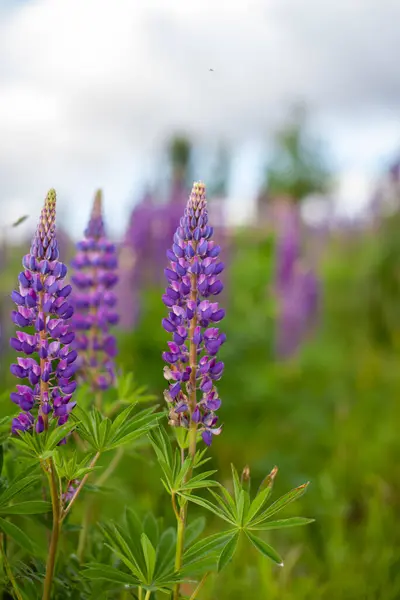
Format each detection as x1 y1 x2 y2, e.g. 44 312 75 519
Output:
70 190 118 392
10 190 77 435
162 182 225 446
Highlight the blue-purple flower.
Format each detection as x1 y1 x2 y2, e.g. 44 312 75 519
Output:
10 190 77 435
70 190 118 392
162 182 225 446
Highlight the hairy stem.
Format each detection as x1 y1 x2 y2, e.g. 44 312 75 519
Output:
77 448 123 561
42 459 61 600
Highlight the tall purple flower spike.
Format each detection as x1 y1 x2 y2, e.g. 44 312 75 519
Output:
70 190 118 393
274 201 320 358
162 182 225 446
10 190 77 436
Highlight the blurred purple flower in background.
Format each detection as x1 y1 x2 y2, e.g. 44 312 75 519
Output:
274 198 320 358
9 190 77 435
162 182 225 446
118 185 187 328
70 190 119 395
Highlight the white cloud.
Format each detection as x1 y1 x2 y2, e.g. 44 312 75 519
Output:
0 0 399 237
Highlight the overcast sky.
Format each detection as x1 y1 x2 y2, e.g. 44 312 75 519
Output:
0 0 399 239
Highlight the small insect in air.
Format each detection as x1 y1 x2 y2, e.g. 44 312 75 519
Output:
12 215 29 228
209 68 214 72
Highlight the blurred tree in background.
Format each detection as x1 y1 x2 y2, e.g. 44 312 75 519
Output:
262 104 331 204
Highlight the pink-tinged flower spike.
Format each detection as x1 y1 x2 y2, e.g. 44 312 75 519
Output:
70 190 118 398
162 182 225 446
10 189 77 435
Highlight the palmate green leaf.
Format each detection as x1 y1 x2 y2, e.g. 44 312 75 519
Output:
248 516 315 531
141 533 156 582
0 517 36 553
0 501 51 515
107 406 161 451
11 432 43 458
208 489 237 523
83 563 139 586
74 404 160 452
250 482 310 527
44 421 76 451
218 531 240 572
245 530 284 566
181 530 236 575
101 521 146 581
179 493 236 525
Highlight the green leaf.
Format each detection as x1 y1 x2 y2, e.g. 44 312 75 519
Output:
0 501 51 515
174 427 189 449
230 464 241 505
182 530 237 573
155 528 176 578
249 517 315 531
141 533 156 582
83 564 139 586
218 531 240 572
245 488 273 526
184 517 206 549
251 482 309 526
0 476 37 507
0 517 36 553
143 513 159 548
245 531 284 566
179 493 236 525
236 490 246 525
44 421 76 451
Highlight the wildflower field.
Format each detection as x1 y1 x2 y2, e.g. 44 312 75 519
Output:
0 178 399 600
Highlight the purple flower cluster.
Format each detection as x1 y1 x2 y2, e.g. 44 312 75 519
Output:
71 191 118 392
162 182 225 446
10 190 77 435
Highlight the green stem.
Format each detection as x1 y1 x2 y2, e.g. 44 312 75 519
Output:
144 591 151 600
0 535 23 600
189 572 210 600
138 587 143 600
77 448 124 562
61 451 101 522
42 459 61 600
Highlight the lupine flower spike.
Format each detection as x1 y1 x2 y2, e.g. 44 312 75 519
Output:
162 182 225 446
71 190 119 399
10 189 77 436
